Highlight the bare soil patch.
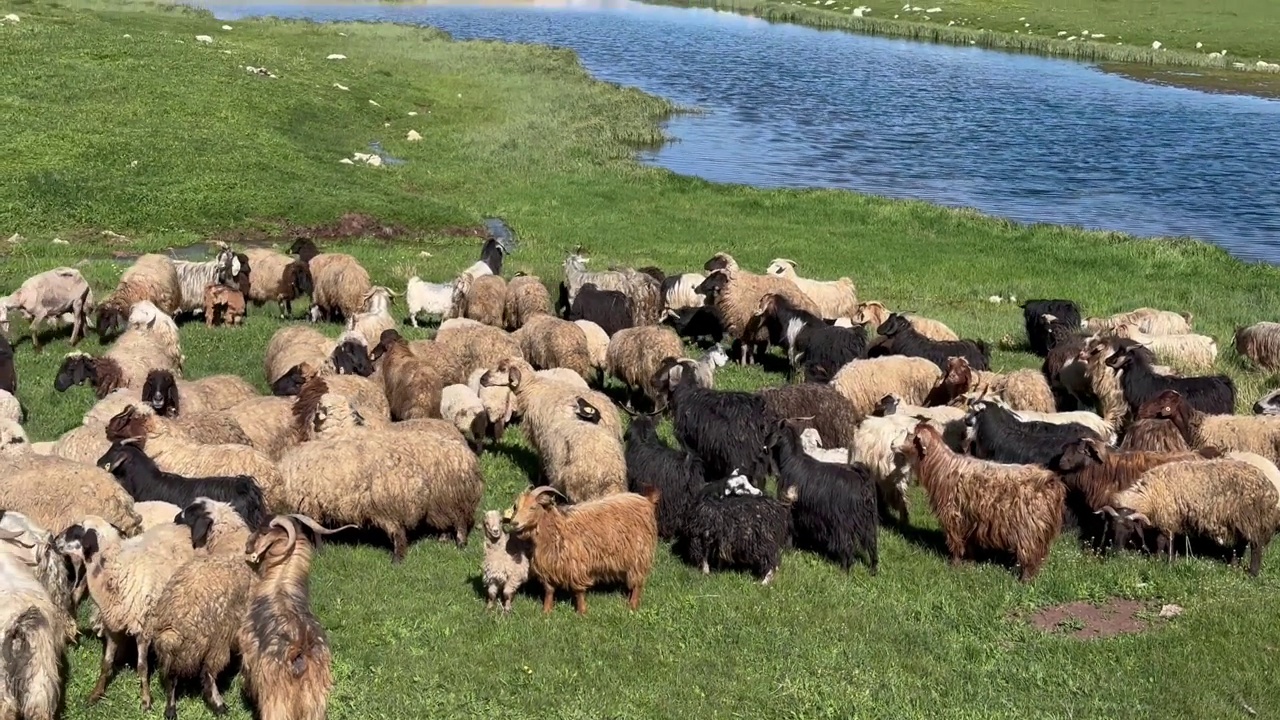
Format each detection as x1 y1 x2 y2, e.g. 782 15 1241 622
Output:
209 213 485 245
1027 599 1152 639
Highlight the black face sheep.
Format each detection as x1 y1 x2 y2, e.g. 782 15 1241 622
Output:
97 439 268 529
868 313 990 372
624 414 706 539
905 423 1065 582
682 471 791 583
140 369 258 417
770 420 878 573
666 358 781 482
481 510 531 614
1105 345 1235 416
1021 299 1082 357
567 282 634 336
964 399 1102 467
505 485 659 615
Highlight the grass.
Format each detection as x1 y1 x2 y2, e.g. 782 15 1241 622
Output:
3 1 1280 718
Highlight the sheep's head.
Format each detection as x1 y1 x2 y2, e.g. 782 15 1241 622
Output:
1103 347 1136 371
95 304 128 340
127 300 163 331
706 344 728 368
54 352 96 392
141 369 181 417
765 259 797 278
56 517 119 565
1098 505 1151 552
105 405 152 442
482 510 504 543
853 301 889 329
703 253 736 273
0 420 29 459
722 470 762 497
872 394 900 417
1052 437 1107 474
693 271 729 303
1254 388 1280 416
507 486 569 538
271 363 316 397
362 286 398 314
174 499 217 550
876 313 912 338
1111 323 1142 340
332 336 373 377
369 329 404 363
283 260 314 298
288 238 319 262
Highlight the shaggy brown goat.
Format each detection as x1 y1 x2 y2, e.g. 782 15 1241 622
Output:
202 284 246 328
1118 418 1192 453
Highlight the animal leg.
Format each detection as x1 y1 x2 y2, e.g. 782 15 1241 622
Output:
945 535 969 567
202 669 227 715
163 673 179 720
627 583 644 611
454 523 470 548
761 568 775 586
502 586 516 614
28 316 42 353
70 303 85 345
573 590 588 615
386 525 409 564
542 584 556 614
281 299 291 319
486 583 498 610
88 630 122 703
1250 540 1267 577
410 314 419 328
137 636 152 711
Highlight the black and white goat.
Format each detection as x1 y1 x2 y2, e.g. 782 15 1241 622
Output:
97 440 268 528
742 293 867 382
1021 299 1082 357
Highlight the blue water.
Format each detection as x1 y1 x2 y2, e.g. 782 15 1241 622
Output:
200 0 1280 262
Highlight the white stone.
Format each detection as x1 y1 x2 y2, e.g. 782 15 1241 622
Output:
1057 31 1067 36
51 238 69 245
222 24 233 30
3 13 19 22
987 296 1002 304
326 54 347 60
925 7 941 12
1158 604 1183 619
333 83 349 91
406 130 423 141
1091 33 1105 38
368 99 381 107
366 155 383 167
123 34 131 38
195 35 213 43
1151 40 1161 50
1195 41 1203 49
1066 36 1077 41
5 234 24 244
408 111 419 116
340 158 355 165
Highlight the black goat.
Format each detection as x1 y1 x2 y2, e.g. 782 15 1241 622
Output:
868 314 990 372
480 218 517 276
661 305 725 347
682 474 791 583
745 294 866 381
770 421 878 574
668 359 780 481
567 283 634 336
331 338 373 377
1105 346 1235 416
624 415 706 539
1022 299 1082 357
140 369 181 417
0 334 15 394
96 441 268 529
964 400 1101 466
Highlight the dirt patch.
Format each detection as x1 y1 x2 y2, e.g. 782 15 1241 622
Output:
1027 599 1153 639
208 213 486 245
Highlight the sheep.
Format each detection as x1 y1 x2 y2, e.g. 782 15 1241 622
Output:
924 357 1055 414
202 283 246 327
1103 457 1280 575
575 319 610 384
481 510 531 614
96 440 269 528
764 258 857 320
173 498 253 557
239 515 350 720
136 501 184 531
905 422 1064 581
0 390 18 425
269 360 389 426
868 313 990 372
1084 307 1193 336
263 325 371 385
0 512 76 620
462 229 517 277
772 421 878 573
759 381 860 450
745 292 866 381
661 272 706 312
0 266 94 351
451 272 507 328
0 453 142 536
665 358 781 481
243 248 314 319
127 300 185 370
433 318 523 380
563 252 662 326
693 268 819 365
0 526 74 720
1235 322 1280 371
606 325 685 409
567 283 634 336
404 276 453 327
1104 345 1235 416
964 399 1102 467
220 395 298 461
55 328 180 399
441 384 488 452
515 314 594 382
289 238 372 322
682 472 791 583
171 245 239 315
278 387 484 561
96 254 181 340
829 355 942 418
504 273 552 330
347 286 399 348
371 329 448 420
1119 418 1192 453
853 302 959 342
106 404 287 514
140 369 258 417
703 252 738 273
55 517 195 710
624 414 706 539
504 485 659 614
1138 390 1280 464
660 305 725 347
1021 299 1082 357
466 365 588 443
1112 323 1217 370
800 428 849 464
1255 388 1280 416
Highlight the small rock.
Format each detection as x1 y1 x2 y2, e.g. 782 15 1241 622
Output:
338 32 347 37
368 99 381 107
851 6 865 16
901 3 909 8
457 93 462 98
352 152 373 163
1158 604 1183 619
5 233 24 244
222 24 233 30
339 158 355 165
129 160 138 168
894 14 899 18
1195 41 1203 49
406 129 422 141
925 7 941 12
1018 16 1025 21
326 54 347 60
1091 33 1105 38
123 34 131 38
1024 22 1030 27
1007 295 1017 303
419 251 433 258
2 13 19 22
383 122 390 128
1056 31 1067 37
947 20 953 25
988 295 1002 304
51 238 69 245
333 83 349 91
101 230 129 242
1151 40 1162 50
407 111 419 116
195 35 213 43
221 50 232 55
1208 52 1222 59
1067 36 1077 41
366 154 383 167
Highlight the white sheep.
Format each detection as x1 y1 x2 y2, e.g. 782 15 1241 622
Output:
764 259 857 320
406 276 454 327
0 267 94 350
662 272 706 312
440 383 488 451
481 510 530 613
1112 323 1217 370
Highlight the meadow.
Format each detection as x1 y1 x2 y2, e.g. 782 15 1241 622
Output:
3 1 1280 718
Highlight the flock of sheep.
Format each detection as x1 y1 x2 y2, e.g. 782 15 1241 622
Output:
2 230 1280 719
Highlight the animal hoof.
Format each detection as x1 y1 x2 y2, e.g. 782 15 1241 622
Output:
164 706 178 720
87 691 104 705
211 702 228 716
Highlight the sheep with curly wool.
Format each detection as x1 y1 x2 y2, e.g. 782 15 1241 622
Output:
1235 322 1280 371
1138 390 1280 465
515 314 594 382
481 510 531 614
830 355 942 418
563 252 662 327
433 318 523 380
764 258 857 320
1112 323 1217 370
506 485 659 615
140 369 258 418
925 356 1055 414
96 254 181 340
607 325 685 409
0 450 142 536
1084 307 1193 336
219 395 298 461
264 326 372 385
451 272 507 329
242 248 313 319
346 286 399 348
503 273 552 331
0 266 94 351
289 239 372 323
0 525 75 720
440 384 488 452
759 380 860 450
370 330 448 420
682 472 791 583
269 362 389 423
135 501 183 531
127 300 185 368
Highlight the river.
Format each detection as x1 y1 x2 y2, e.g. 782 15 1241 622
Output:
198 0 1280 263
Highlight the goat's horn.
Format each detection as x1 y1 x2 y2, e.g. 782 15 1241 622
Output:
288 514 355 536
269 515 298 551
530 486 569 503
0 528 28 543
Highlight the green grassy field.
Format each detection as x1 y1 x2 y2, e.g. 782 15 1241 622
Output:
4 1 1280 718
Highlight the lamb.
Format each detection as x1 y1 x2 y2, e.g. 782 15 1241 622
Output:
799 428 849 464
171 245 239 315
96 440 269 528
54 327 180 399
0 266 94 351
0 453 142 536
505 485 659 615
0 526 74 720
1084 307 1193 336
140 369 258 417
278 387 484 561
764 258 857 320
624 414 706 539
504 273 552 330
440 384 488 452
202 283 246 327
682 472 791 583
964 399 1102 467
451 272 507 328
127 300 185 370
515 314 594 382
1235 322 1280 371
567 283 634 336
1103 457 1280 575
405 276 454 327
693 268 819 365
1138 390 1280 465
289 238 372 322
481 510 531 614
1104 345 1235 416
607 325 685 409
924 356 1055 414
829 355 942 418
347 286 399 348
95 254 181 340
239 515 350 720
906 423 1064 581
759 381 860 450
563 251 662 326
868 313 990 372
1021 299 1082 357
242 248 314 319
772 421 878 573
372 329 448 420
666 358 781 481
661 272 706 312
853 302 959 342
1112 323 1217 370
574 319 610 385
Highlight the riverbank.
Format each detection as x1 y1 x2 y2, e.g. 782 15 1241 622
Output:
4 2 1280 718
648 0 1280 96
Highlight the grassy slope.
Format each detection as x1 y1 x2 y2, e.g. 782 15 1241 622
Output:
3 2 1280 718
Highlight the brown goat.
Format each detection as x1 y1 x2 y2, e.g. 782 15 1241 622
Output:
904 423 1064 582
202 284 246 328
506 486 658 615
1119 418 1191 453
925 356 1054 413
1139 389 1280 465
239 515 352 720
